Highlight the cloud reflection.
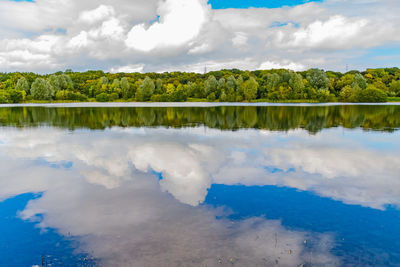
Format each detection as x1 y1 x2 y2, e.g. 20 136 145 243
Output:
1 126 399 265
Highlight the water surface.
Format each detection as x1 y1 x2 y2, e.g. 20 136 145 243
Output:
0 105 399 266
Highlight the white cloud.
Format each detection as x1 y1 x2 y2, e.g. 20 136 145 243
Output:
125 0 209 51
0 0 399 73
232 31 248 48
109 64 144 73
79 5 115 24
260 60 306 71
284 15 368 49
68 31 89 49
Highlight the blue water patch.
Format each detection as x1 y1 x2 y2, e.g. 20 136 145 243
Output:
205 184 400 265
0 194 96 267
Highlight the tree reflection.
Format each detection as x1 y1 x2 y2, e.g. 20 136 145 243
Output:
0 105 399 133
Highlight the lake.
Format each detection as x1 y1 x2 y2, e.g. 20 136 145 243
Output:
0 104 400 266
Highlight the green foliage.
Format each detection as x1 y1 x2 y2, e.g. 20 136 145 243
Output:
9 89 25 103
120 77 132 99
56 90 88 101
288 72 305 99
16 77 30 93
31 78 54 100
307 69 330 90
96 93 109 102
2 105 399 134
358 86 387 103
243 77 258 101
0 90 10 103
389 80 400 96
352 73 367 90
340 85 361 102
0 68 397 104
205 75 218 96
136 76 155 101
207 92 216 101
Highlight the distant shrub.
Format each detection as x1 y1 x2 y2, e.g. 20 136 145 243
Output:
160 94 169 102
109 93 119 101
340 85 361 102
150 94 162 102
235 95 243 102
358 87 387 103
316 89 335 102
0 90 10 103
207 92 216 101
56 90 88 101
8 89 25 103
96 93 109 102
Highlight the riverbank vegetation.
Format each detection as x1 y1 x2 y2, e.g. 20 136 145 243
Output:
0 68 399 104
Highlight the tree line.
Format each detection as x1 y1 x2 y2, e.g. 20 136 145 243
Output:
0 68 399 103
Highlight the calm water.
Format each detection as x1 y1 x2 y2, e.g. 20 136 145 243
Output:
0 105 400 266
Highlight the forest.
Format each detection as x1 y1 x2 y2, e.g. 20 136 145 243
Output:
0 68 400 103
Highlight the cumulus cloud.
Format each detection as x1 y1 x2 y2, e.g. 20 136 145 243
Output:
0 0 399 72
260 60 306 71
125 0 209 51
109 64 144 73
78 5 115 24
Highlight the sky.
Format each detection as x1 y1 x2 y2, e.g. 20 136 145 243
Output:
0 0 399 73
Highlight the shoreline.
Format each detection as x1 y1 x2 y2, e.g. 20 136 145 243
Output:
1 102 400 108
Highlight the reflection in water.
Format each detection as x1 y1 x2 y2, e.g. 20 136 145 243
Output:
0 106 399 266
0 128 341 266
0 105 400 132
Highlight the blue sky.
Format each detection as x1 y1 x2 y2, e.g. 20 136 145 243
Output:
0 0 399 73
208 0 323 9
15 0 323 8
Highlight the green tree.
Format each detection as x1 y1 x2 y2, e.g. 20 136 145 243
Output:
307 69 330 90
8 89 25 103
340 85 360 102
288 72 305 99
243 77 258 101
48 75 61 92
31 78 54 100
100 76 109 85
96 93 109 102
120 77 132 99
389 80 400 96
205 75 218 96
0 90 10 103
352 73 367 90
15 77 30 93
358 86 387 103
265 73 281 100
136 76 154 101
155 78 163 94
226 75 236 92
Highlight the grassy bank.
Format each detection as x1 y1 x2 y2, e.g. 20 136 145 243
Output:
388 97 400 102
2 97 397 105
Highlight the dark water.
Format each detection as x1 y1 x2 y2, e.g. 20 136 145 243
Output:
0 105 399 266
